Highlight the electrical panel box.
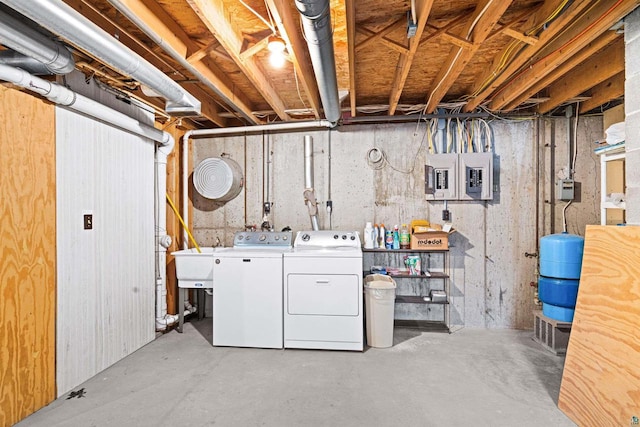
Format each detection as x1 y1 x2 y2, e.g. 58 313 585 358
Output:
425 153 458 200
557 179 575 201
458 152 493 200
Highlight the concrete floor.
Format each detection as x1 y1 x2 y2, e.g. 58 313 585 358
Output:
18 321 575 427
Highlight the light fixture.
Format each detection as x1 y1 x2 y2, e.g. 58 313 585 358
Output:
267 35 286 68
267 35 285 53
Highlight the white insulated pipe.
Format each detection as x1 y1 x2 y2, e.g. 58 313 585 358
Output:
0 63 179 331
107 0 253 124
181 121 332 247
1 0 200 116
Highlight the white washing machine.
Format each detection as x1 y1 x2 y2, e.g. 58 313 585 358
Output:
212 231 292 349
283 231 363 351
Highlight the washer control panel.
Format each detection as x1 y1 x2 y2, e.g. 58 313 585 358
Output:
233 231 292 247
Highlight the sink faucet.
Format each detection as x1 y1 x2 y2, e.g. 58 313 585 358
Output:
215 237 222 247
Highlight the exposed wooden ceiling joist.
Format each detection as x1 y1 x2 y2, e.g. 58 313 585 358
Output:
110 0 260 124
423 0 513 113
502 31 619 111
346 0 357 116
264 0 321 119
462 0 594 112
186 0 291 121
537 37 625 114
487 0 638 112
387 0 435 115
578 71 625 113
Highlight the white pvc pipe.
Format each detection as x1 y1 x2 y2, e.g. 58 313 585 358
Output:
1 0 200 115
0 63 179 331
181 120 333 248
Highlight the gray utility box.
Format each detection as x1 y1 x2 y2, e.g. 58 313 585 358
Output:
425 152 493 201
459 152 493 200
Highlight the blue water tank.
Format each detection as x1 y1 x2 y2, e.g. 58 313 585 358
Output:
542 303 575 322
540 233 584 279
538 276 579 308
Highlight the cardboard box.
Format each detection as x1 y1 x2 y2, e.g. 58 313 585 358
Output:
409 220 454 250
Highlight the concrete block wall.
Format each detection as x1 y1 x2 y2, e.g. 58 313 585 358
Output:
191 118 601 328
626 8 640 224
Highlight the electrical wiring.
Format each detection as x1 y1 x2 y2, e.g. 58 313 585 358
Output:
487 0 619 104
365 119 430 174
469 0 571 98
239 0 276 33
423 0 495 116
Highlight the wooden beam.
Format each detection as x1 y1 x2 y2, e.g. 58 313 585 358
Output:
186 42 217 63
578 71 625 114
502 32 619 111
65 0 183 77
356 27 410 55
423 0 513 113
537 38 625 114
112 0 260 124
355 18 405 52
463 0 594 112
485 0 638 112
239 36 270 60
187 0 291 121
422 13 470 44
346 0 357 116
265 0 321 118
439 31 474 49
502 27 538 45
387 0 435 115
484 7 540 43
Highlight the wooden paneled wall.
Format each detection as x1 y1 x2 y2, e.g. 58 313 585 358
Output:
559 225 640 425
0 87 56 426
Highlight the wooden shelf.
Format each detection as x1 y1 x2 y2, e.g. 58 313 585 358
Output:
362 248 448 253
395 295 448 304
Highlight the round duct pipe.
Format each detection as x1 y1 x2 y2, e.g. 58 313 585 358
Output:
193 157 244 202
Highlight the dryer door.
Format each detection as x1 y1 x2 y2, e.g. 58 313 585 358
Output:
287 273 359 316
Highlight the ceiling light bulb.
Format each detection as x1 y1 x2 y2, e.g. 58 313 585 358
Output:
267 36 285 53
270 51 286 68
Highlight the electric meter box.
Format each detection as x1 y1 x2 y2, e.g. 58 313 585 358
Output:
425 153 458 200
556 179 575 201
459 152 493 200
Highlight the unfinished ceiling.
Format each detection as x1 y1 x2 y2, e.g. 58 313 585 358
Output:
1 0 637 127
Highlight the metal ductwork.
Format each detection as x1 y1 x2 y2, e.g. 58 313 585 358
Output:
0 0 201 116
0 7 74 74
0 50 56 75
295 0 341 125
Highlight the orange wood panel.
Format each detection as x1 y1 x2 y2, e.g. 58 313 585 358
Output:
558 225 640 426
0 87 56 426
159 120 194 315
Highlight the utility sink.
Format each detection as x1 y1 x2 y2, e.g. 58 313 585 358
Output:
171 247 219 288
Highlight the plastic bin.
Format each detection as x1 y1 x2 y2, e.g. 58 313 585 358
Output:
364 274 397 348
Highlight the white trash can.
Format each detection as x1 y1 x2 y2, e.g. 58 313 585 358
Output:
364 274 397 348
